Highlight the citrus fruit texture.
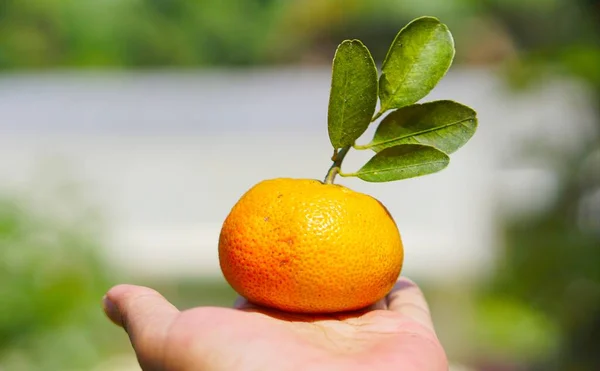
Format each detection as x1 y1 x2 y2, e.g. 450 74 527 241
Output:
218 178 404 313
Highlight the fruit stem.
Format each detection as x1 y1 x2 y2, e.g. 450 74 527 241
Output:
324 146 350 184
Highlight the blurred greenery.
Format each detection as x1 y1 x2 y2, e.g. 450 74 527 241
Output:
153 279 237 311
474 296 560 362
0 188 236 370
0 0 525 69
0 191 124 370
1 0 600 370
474 1 600 370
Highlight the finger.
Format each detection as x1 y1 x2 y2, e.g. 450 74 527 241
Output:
386 277 435 332
104 284 180 367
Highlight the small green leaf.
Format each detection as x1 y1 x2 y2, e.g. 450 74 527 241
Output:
328 40 378 149
369 100 477 154
379 16 455 112
352 144 449 182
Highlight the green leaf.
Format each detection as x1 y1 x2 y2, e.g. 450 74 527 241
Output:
352 144 449 182
379 16 455 112
369 100 477 154
327 40 378 149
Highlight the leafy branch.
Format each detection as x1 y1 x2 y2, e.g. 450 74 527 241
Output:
324 16 478 184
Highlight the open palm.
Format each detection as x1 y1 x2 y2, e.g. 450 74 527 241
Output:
103 278 447 371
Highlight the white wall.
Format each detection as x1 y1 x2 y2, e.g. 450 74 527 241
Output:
0 68 595 283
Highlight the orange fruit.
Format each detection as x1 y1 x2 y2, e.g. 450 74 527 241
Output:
218 178 404 313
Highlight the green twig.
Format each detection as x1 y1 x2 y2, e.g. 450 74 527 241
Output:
353 143 371 150
324 108 387 183
324 146 350 184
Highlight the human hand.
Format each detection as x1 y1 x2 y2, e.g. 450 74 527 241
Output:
102 277 447 371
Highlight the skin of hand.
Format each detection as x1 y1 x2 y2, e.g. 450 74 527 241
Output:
102 277 448 371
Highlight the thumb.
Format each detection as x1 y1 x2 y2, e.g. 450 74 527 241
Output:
386 277 435 332
103 284 179 368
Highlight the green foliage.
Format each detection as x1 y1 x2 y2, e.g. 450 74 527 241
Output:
366 100 477 154
483 163 600 369
0 194 123 370
0 0 459 69
351 144 449 182
0 0 284 69
478 1 600 368
378 17 455 113
327 40 378 149
0 179 239 370
324 16 476 183
474 296 560 361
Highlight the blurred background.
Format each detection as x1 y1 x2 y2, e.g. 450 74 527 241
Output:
1 0 599 370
